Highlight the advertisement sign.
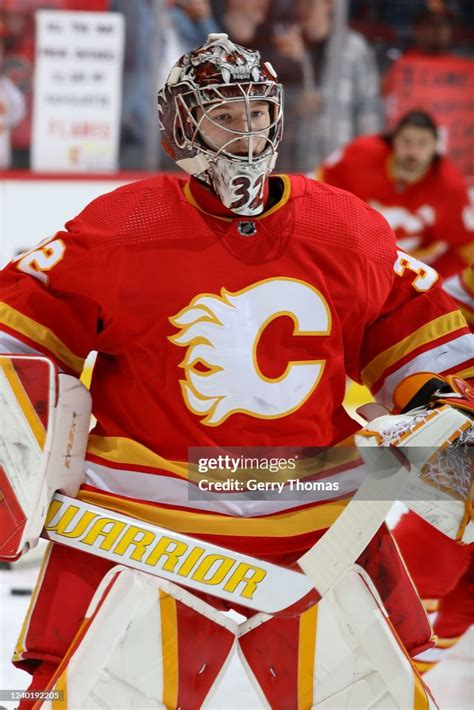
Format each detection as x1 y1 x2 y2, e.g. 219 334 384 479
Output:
31 10 124 172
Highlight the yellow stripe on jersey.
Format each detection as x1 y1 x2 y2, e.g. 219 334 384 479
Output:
257 174 292 219
183 182 231 222
87 435 361 482
0 356 46 450
462 265 474 293
77 489 350 537
461 308 474 324
159 590 179 710
457 242 474 266
362 311 467 389
87 435 190 479
0 302 84 374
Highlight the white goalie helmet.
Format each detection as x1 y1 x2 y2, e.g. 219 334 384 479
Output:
158 33 283 216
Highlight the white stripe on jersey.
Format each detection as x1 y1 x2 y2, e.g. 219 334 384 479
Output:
0 331 46 356
83 459 366 517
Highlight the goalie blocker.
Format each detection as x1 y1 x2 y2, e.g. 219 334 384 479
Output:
0 356 91 560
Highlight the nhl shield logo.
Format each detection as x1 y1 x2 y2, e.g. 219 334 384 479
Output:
237 221 257 237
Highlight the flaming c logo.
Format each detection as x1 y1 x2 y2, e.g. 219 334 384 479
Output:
169 278 331 426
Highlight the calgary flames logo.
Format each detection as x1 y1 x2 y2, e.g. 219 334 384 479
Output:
169 278 331 426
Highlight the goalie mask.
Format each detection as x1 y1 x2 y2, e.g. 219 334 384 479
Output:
158 33 283 216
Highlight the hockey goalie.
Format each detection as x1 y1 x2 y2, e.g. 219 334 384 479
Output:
1 33 473 710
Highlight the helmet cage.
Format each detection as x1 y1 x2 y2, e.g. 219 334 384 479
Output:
158 34 284 215
173 81 283 166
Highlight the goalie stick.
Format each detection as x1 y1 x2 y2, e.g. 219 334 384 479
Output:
43 402 465 615
1 356 470 615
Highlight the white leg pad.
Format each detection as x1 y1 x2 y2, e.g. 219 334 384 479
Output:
41 566 238 709
315 566 437 709
238 565 437 709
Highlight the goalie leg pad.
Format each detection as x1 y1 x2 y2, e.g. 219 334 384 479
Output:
13 543 119 671
238 566 437 709
39 566 238 709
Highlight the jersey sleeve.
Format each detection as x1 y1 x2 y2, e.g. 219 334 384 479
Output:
355 250 474 409
0 212 113 375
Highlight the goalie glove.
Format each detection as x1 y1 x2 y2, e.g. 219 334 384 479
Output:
355 398 473 543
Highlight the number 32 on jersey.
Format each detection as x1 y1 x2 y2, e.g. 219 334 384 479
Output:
15 238 66 285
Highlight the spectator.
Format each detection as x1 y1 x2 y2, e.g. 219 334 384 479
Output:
3 0 110 169
319 110 474 276
408 5 457 55
0 24 26 169
217 0 270 45
383 6 474 179
2 1 35 168
350 1 463 42
269 0 383 173
169 0 220 50
112 0 183 170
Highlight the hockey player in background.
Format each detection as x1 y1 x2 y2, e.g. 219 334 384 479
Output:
318 110 474 277
0 34 473 709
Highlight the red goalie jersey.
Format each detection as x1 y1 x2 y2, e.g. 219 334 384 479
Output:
320 135 474 277
1 174 473 561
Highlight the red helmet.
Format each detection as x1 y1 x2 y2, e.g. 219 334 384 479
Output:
158 33 283 216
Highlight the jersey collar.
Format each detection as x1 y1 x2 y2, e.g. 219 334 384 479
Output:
183 176 291 222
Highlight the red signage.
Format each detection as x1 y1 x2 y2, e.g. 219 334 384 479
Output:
384 54 474 181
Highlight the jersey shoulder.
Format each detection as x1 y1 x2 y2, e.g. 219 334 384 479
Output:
64 174 189 247
295 176 397 268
